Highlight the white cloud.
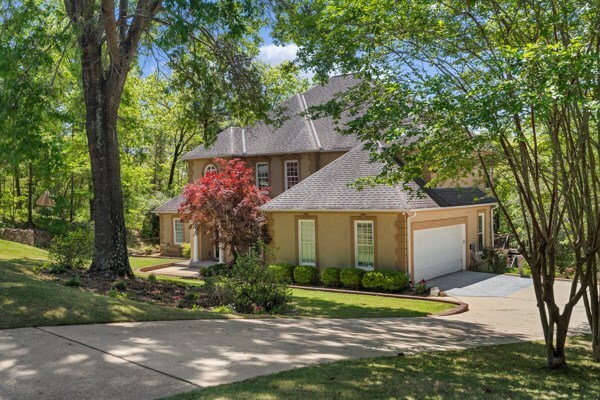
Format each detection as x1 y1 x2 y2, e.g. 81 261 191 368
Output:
258 44 299 66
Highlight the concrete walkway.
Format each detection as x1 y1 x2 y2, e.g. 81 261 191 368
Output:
0 275 590 400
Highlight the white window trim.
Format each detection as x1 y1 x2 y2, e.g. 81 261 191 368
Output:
173 218 184 245
255 162 269 188
298 219 316 266
477 212 485 253
354 220 375 270
204 164 217 175
284 159 300 191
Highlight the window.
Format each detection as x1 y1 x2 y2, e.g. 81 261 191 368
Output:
477 213 485 252
285 160 300 190
256 162 269 189
173 218 184 245
298 219 316 266
204 164 217 175
354 221 374 269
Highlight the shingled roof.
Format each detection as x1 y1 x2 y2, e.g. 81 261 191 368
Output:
181 75 362 160
261 145 496 212
153 194 184 214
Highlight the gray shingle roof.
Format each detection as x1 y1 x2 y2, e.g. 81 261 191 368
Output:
261 145 496 212
153 194 184 214
181 75 362 160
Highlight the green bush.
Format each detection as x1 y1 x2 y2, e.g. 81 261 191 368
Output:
112 280 128 291
200 263 231 278
65 275 81 287
204 255 290 314
48 225 93 270
481 247 508 274
339 268 365 289
414 279 429 295
147 273 157 282
181 243 191 258
267 263 296 284
293 265 319 285
362 270 409 292
320 267 341 287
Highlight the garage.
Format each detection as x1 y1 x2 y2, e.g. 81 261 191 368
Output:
413 224 466 282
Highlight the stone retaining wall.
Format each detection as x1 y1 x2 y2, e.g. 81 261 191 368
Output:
0 228 53 249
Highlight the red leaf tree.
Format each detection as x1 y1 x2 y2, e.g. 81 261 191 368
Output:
179 158 270 261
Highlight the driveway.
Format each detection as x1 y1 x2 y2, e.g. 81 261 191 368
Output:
0 272 590 400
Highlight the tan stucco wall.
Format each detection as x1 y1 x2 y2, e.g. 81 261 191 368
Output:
159 213 192 256
185 151 348 198
267 211 402 271
409 205 494 276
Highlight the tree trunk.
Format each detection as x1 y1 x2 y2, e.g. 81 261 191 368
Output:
79 36 132 279
69 172 75 223
167 141 181 191
14 167 22 210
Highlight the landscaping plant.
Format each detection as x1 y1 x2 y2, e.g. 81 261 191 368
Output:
293 265 319 285
48 225 93 270
320 267 341 287
339 268 365 290
362 271 409 293
268 263 296 284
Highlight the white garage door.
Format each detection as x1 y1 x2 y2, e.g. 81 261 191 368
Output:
413 224 466 282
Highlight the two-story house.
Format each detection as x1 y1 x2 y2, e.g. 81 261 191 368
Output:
154 75 496 282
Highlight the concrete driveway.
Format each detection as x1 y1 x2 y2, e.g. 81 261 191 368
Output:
0 273 590 400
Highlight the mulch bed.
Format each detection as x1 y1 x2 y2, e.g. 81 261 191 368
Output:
42 269 205 309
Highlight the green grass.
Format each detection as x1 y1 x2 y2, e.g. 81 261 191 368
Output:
0 240 223 329
165 335 600 400
290 288 454 318
129 256 185 270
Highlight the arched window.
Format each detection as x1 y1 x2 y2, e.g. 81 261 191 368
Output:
204 164 217 176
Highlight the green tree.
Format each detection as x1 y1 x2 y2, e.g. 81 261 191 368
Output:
274 0 600 367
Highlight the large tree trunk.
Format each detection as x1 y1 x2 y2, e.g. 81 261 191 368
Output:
79 31 133 279
27 162 33 226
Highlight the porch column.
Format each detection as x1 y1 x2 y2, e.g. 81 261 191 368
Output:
193 228 200 262
218 243 224 264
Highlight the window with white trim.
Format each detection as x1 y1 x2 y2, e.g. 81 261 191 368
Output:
298 219 316 266
477 213 485 253
204 164 217 175
354 220 374 269
173 218 184 245
256 162 269 189
285 160 299 190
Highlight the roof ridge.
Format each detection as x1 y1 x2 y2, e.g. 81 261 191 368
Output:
298 93 322 150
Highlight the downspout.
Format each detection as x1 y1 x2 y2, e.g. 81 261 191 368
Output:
406 210 417 282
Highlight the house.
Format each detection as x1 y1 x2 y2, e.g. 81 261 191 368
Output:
154 75 496 281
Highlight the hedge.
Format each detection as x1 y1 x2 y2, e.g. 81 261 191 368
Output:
362 270 409 292
267 263 296 284
320 267 341 287
339 268 365 290
293 265 319 285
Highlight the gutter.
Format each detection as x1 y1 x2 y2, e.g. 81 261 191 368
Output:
260 203 497 213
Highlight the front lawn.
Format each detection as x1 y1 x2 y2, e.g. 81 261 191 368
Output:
165 335 599 400
290 288 454 318
0 240 224 329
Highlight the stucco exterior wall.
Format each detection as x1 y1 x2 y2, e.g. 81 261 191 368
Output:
267 211 402 270
408 205 494 276
159 213 191 256
185 151 348 199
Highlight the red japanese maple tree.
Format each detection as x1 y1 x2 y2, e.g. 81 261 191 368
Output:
179 158 270 261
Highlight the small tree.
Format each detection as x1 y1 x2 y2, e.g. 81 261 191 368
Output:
179 158 270 261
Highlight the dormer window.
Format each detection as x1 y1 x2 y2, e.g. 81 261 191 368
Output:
256 162 269 189
204 164 217 176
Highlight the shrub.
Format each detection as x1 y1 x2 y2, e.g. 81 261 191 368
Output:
48 225 93 270
293 265 319 285
176 292 199 308
143 246 154 255
112 280 128 291
481 247 508 274
204 255 290 314
65 275 81 287
320 267 341 287
181 243 191 258
362 271 409 292
212 305 235 314
45 263 67 275
200 263 231 278
267 263 295 284
147 273 157 282
414 279 429 295
339 268 365 289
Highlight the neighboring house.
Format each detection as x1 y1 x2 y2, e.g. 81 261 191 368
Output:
154 75 496 282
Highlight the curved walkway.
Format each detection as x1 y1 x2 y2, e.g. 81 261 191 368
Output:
0 273 589 400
